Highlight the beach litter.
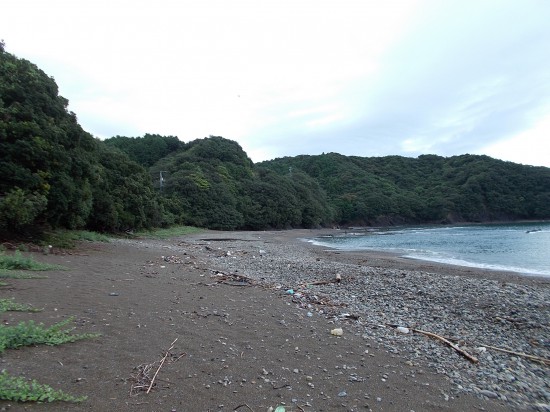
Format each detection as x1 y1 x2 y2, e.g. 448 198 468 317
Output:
129 338 186 395
331 327 344 336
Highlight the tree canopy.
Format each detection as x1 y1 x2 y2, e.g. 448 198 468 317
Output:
0 47 161 236
2 45 549 238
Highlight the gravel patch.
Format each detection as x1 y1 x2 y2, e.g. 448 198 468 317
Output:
181 231 550 411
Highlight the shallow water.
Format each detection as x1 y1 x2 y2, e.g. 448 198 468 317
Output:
310 222 550 276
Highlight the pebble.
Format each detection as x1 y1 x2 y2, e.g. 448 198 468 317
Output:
479 390 499 399
130 234 550 411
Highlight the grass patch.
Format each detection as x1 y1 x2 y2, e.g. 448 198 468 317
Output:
0 298 41 313
137 225 203 239
0 370 86 402
0 271 47 279
0 317 100 353
0 251 64 271
42 230 110 249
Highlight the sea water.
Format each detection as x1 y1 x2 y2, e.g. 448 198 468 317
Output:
310 222 550 277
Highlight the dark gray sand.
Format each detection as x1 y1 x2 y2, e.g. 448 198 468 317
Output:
1 229 548 411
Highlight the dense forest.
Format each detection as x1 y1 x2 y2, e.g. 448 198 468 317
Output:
1 44 550 238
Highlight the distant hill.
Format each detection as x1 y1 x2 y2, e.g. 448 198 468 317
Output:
259 153 550 225
2 44 549 237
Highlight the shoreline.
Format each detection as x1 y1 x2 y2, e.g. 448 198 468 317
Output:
298 228 550 286
3 229 548 411
191 229 550 409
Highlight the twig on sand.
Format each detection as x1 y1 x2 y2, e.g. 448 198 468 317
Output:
233 404 255 412
301 273 342 288
130 338 185 395
480 344 550 366
386 324 478 363
411 328 479 364
211 270 255 286
147 338 178 393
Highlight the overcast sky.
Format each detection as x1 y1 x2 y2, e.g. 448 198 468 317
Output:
2 0 550 166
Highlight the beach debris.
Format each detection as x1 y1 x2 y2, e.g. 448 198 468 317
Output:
162 255 186 264
385 324 478 363
129 338 185 395
396 326 410 334
411 328 478 363
340 313 360 321
210 270 255 286
233 404 255 412
479 344 550 366
301 273 343 288
285 289 295 295
331 328 344 336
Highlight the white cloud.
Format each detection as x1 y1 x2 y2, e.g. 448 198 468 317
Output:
1 0 549 166
479 113 550 167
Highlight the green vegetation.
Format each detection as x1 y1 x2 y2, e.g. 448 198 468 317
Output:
0 272 46 279
42 230 110 249
0 370 86 403
259 153 550 225
2 44 550 235
137 225 203 239
0 298 40 313
0 251 64 271
0 317 99 353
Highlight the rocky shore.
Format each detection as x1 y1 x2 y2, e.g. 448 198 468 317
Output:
184 229 550 411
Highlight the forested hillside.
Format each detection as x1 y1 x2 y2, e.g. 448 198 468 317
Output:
1 44 549 238
0 46 163 235
259 153 550 225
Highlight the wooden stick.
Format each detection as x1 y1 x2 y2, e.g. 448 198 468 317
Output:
147 338 178 393
302 273 342 287
233 404 254 412
481 344 550 366
411 328 479 363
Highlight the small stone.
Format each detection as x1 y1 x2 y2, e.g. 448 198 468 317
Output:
479 390 498 399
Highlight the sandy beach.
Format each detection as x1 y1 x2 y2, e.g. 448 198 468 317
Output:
1 229 548 411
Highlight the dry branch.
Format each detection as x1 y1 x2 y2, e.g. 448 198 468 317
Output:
301 273 342 287
385 324 478 364
481 344 550 366
411 328 479 363
147 338 178 393
211 270 255 285
130 338 185 395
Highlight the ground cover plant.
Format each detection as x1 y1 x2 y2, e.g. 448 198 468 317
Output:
0 271 47 279
0 243 99 404
42 230 111 249
0 370 87 403
136 225 202 239
0 317 100 353
0 298 40 313
0 250 64 271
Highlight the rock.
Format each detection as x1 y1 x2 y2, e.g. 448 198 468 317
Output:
479 389 499 399
331 328 343 336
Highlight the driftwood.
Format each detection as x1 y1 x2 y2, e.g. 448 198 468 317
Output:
147 338 177 393
481 344 550 366
211 270 255 286
411 328 479 363
301 273 342 287
130 338 185 395
386 324 478 363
